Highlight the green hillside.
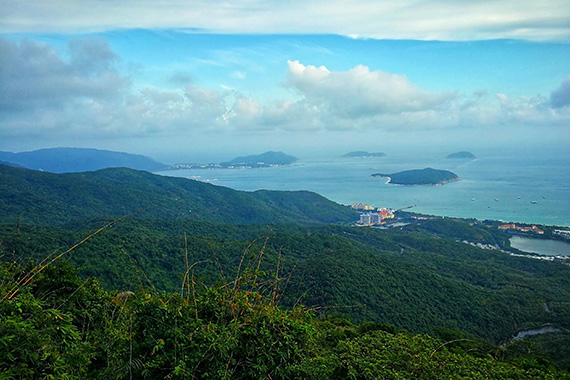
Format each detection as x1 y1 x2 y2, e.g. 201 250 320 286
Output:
2 218 569 347
2 162 570 376
1 258 568 379
0 164 357 226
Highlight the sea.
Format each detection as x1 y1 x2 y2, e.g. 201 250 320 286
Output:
156 150 570 227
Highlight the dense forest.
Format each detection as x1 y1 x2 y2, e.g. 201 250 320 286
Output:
0 164 357 226
1 255 569 379
1 164 570 378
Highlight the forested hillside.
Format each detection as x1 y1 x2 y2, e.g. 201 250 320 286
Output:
1 164 570 377
1 258 568 379
0 164 357 226
2 218 569 347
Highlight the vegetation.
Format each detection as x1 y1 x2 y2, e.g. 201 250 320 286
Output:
372 167 460 185
1 163 569 377
1 217 569 348
1 258 568 379
0 164 357 226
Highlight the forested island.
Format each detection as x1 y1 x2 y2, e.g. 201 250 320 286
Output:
372 167 461 185
221 151 298 167
1 163 569 378
447 151 476 159
343 151 386 157
171 151 298 169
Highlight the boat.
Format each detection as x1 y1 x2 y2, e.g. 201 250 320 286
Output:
531 200 538 204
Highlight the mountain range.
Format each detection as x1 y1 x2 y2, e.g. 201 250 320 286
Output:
0 147 168 173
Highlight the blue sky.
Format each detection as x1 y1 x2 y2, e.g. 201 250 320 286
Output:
1 1 569 162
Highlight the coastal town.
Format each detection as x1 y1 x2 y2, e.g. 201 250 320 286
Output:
350 202 569 264
351 203 395 226
498 223 544 234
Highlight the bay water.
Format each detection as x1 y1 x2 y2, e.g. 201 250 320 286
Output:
157 151 570 227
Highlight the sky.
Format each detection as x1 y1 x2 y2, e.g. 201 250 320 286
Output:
1 1 569 163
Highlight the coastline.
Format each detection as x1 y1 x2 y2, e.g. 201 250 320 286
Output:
156 156 569 227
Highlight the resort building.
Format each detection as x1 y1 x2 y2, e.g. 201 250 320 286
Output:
498 224 544 234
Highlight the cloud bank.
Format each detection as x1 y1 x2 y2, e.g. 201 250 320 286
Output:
1 38 568 156
1 0 570 41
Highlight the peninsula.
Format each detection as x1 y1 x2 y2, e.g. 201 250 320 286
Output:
372 167 461 186
343 151 386 158
170 151 298 170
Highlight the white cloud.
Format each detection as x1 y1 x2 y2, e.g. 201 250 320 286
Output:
1 38 568 153
1 0 569 41
286 60 455 118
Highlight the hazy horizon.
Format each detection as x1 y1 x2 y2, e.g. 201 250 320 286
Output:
1 2 569 163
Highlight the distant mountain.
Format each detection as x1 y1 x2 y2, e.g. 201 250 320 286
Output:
372 168 460 185
0 160 21 168
447 151 476 159
0 164 357 226
222 151 298 167
343 151 386 158
0 148 168 173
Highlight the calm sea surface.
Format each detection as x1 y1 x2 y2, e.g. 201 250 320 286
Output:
509 236 570 256
156 152 570 227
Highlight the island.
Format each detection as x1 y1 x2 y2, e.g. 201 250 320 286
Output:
343 151 386 158
447 151 476 159
221 151 298 168
170 151 298 170
371 168 461 186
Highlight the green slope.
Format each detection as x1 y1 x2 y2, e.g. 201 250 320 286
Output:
2 219 569 347
0 164 357 226
2 259 567 379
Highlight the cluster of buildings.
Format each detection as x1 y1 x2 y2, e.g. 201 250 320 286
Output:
498 223 544 234
358 208 395 226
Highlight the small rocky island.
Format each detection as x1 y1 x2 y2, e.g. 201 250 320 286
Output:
372 168 461 186
343 151 386 158
447 151 476 159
